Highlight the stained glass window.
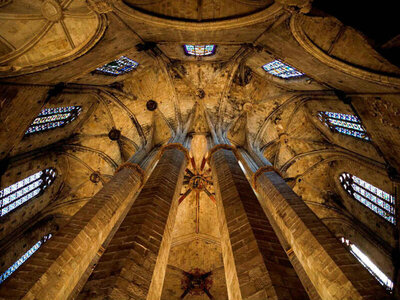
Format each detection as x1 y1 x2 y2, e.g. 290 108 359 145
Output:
25 106 82 135
262 60 304 79
96 56 139 75
183 45 216 56
340 237 393 290
318 111 369 140
0 168 56 217
0 234 52 285
339 173 395 224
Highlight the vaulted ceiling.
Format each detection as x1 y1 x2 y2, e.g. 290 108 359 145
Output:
1 0 399 298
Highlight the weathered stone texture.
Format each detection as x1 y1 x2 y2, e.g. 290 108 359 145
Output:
0 85 48 161
0 167 142 300
78 148 186 300
211 148 309 300
255 170 391 299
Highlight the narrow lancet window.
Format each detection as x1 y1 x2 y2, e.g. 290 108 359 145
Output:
183 45 216 56
262 60 304 79
0 234 52 284
339 173 395 224
25 106 82 135
318 111 369 140
96 56 139 75
0 168 56 216
340 237 393 290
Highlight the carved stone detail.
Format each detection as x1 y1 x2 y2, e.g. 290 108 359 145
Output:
41 0 63 22
371 99 400 129
86 0 113 13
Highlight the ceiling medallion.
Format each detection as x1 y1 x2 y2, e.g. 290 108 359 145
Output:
242 102 253 112
181 268 213 299
108 128 121 141
41 0 63 22
146 100 158 111
90 172 101 183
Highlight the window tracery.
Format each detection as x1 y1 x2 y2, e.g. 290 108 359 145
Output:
0 234 52 284
340 237 393 290
96 56 139 75
318 111 369 140
339 173 395 224
183 45 216 56
0 168 57 216
262 60 304 79
25 106 82 135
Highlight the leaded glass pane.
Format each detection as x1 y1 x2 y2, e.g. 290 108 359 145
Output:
0 168 57 217
184 45 216 56
339 173 395 224
25 106 81 135
0 234 52 284
340 237 393 290
96 56 139 75
318 111 369 140
262 60 304 79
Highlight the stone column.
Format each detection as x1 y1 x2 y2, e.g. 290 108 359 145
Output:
78 143 188 300
0 162 144 299
0 84 49 161
209 144 309 300
253 166 390 299
237 147 321 300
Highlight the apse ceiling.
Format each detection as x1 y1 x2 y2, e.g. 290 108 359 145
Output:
1 0 400 298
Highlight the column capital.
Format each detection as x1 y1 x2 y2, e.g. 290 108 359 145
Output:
160 143 190 162
115 162 145 185
208 144 239 162
252 165 282 190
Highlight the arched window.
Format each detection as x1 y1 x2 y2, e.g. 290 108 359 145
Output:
339 173 395 224
96 56 139 75
0 234 52 284
340 237 393 290
183 45 216 56
262 60 304 79
318 111 369 140
25 106 82 135
0 168 56 216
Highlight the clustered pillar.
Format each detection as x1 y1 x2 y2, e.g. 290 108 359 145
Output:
209 144 309 300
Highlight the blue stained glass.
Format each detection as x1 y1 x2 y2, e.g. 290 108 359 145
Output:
184 45 216 56
340 173 395 224
0 234 52 284
1 169 56 217
318 111 369 140
262 60 304 79
96 56 139 75
25 106 81 135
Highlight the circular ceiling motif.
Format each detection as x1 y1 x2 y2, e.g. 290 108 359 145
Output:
146 99 158 111
108 128 121 141
0 0 106 76
181 268 213 298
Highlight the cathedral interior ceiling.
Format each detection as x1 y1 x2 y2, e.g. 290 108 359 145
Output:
0 0 399 298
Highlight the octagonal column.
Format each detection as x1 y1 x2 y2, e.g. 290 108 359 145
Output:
253 166 390 299
0 162 145 300
78 143 188 300
209 144 309 300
